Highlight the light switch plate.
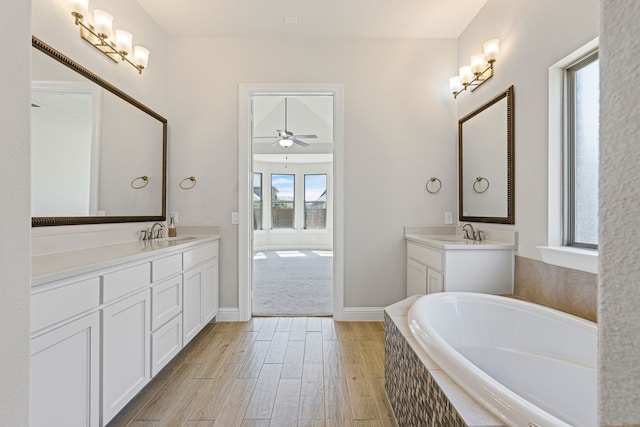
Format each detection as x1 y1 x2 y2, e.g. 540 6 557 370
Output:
444 211 454 224
231 212 239 225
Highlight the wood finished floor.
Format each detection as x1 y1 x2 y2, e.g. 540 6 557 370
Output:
107 317 398 427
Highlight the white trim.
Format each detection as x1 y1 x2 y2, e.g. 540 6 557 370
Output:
215 307 240 322
342 307 385 321
544 37 599 274
537 246 598 275
238 83 345 322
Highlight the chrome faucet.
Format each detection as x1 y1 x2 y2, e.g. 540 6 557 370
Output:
461 223 475 240
461 223 484 241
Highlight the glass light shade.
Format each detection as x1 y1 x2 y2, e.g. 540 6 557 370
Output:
115 30 133 55
68 0 89 16
279 139 293 148
133 46 150 68
449 76 462 92
483 39 500 62
459 66 473 85
93 9 113 38
470 53 486 74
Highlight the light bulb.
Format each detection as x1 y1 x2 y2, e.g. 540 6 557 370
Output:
115 30 133 55
483 39 500 62
459 66 473 85
93 9 113 39
449 76 462 93
67 0 89 16
133 46 150 69
470 53 486 74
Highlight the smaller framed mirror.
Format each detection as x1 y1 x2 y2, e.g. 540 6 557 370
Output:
458 85 514 224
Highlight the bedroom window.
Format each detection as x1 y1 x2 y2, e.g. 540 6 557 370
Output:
271 174 295 229
253 173 262 230
304 174 327 229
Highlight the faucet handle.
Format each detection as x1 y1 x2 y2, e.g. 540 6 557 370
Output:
476 230 485 242
140 229 149 240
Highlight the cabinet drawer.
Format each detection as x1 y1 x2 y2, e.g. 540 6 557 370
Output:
151 314 183 376
31 277 100 333
151 276 183 331
407 243 442 270
152 253 182 282
183 242 218 270
102 263 150 303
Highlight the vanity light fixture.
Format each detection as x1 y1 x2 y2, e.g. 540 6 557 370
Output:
450 39 499 98
67 0 149 74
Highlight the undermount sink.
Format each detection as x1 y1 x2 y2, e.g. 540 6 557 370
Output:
427 236 469 242
140 236 198 250
157 236 197 242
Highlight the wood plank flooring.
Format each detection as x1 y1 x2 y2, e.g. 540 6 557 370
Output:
107 318 397 427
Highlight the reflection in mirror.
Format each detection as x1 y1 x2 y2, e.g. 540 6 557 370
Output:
31 36 167 226
458 85 514 224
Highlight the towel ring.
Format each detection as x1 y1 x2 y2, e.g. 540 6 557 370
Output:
130 175 149 189
179 176 197 190
473 176 490 193
426 177 442 194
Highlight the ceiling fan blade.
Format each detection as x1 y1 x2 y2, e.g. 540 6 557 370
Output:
292 138 310 147
291 134 317 139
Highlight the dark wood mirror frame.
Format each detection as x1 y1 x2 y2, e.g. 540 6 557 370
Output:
458 85 514 224
31 36 167 227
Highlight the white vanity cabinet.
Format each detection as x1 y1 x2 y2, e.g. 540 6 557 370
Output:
101 288 151 424
406 237 514 296
183 241 219 346
30 236 220 427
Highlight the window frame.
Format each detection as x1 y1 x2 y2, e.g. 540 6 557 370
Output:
539 37 599 275
564 51 599 250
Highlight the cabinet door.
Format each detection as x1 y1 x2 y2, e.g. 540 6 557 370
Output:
151 314 183 376
202 259 219 323
407 258 428 296
427 268 444 294
30 311 100 427
102 289 151 425
183 265 204 346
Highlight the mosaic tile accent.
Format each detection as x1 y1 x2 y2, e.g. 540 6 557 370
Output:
384 313 467 427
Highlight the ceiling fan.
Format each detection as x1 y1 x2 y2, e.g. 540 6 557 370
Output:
256 98 318 148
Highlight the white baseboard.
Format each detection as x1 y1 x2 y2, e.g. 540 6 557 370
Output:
342 307 385 321
216 307 240 322
215 307 384 321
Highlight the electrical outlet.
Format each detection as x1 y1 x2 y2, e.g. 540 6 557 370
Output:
231 212 239 225
444 211 454 224
171 212 179 224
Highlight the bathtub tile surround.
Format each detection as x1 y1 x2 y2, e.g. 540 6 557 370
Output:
514 256 597 322
384 297 503 427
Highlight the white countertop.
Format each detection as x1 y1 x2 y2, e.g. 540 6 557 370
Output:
405 233 515 250
32 235 220 286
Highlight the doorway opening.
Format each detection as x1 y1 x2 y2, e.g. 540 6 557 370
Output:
252 94 333 316
238 84 344 321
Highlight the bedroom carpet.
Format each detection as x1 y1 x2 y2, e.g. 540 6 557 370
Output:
252 250 333 316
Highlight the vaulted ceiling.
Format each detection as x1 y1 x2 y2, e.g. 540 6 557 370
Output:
136 0 488 38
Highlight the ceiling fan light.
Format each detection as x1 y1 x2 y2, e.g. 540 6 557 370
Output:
279 139 293 148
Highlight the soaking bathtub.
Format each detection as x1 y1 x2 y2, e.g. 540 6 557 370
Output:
408 292 597 427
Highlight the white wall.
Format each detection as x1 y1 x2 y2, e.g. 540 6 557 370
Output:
456 0 599 259
0 1 31 424
167 37 458 308
599 1 640 424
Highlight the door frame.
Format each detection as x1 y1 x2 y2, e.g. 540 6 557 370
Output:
238 83 345 321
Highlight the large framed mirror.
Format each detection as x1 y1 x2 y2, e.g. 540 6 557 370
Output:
458 85 514 224
31 36 167 227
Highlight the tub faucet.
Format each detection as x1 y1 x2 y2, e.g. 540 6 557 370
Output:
149 222 165 239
